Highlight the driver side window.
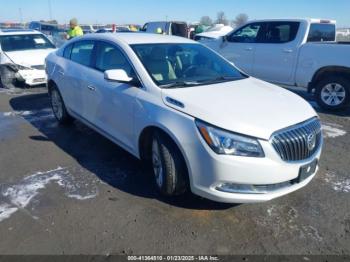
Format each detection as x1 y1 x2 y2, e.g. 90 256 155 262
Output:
228 23 263 43
94 41 134 77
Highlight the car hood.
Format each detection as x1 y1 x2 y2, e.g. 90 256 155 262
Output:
162 77 317 140
4 49 56 67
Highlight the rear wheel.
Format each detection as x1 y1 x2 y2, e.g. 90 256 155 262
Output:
315 76 350 110
151 131 188 196
49 85 73 125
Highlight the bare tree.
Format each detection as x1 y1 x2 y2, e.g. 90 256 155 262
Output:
232 13 249 28
215 11 229 25
200 16 213 26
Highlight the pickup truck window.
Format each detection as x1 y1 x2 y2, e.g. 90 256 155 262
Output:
263 22 300 43
228 23 263 43
307 23 336 42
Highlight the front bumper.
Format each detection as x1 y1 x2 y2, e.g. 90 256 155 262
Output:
182 124 322 203
16 69 47 86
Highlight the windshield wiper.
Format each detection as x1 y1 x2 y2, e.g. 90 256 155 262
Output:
199 76 243 84
159 81 202 89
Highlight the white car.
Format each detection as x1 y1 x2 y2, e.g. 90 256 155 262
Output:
0 29 56 88
194 24 233 41
45 33 323 203
202 18 350 110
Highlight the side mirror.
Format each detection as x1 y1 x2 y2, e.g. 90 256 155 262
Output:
223 35 228 42
104 69 133 83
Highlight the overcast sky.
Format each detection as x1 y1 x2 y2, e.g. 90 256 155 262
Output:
1 0 350 27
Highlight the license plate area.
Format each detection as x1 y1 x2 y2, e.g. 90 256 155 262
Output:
295 159 318 183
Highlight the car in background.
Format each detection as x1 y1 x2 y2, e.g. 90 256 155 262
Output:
0 29 56 88
203 18 350 110
80 24 96 34
45 33 322 203
28 21 65 47
194 24 233 41
95 26 131 33
28 21 58 36
142 21 188 38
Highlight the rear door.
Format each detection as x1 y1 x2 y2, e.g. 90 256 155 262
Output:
58 40 95 117
252 21 300 84
218 22 264 74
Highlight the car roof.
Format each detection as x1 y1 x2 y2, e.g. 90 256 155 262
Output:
0 29 42 35
246 18 336 24
81 32 195 45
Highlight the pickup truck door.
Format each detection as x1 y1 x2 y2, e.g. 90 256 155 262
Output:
83 41 140 151
252 22 300 85
217 22 264 74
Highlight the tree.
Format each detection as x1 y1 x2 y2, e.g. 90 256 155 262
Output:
215 11 229 25
232 13 249 28
200 16 213 26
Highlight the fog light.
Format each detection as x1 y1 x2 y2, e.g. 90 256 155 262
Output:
216 183 266 194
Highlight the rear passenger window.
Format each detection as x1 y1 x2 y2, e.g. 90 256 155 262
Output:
70 41 94 67
307 24 336 42
263 22 300 43
63 44 73 59
94 42 133 76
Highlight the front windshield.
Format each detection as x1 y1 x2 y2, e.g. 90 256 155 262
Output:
131 43 247 88
0 34 55 52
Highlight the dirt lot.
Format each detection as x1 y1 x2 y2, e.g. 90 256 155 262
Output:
0 86 349 255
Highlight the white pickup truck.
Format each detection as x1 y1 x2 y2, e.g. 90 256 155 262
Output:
202 19 350 110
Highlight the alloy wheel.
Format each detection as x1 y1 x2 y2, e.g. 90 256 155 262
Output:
321 83 346 106
152 139 164 189
51 89 63 120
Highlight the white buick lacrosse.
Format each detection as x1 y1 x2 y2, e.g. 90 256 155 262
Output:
45 33 323 203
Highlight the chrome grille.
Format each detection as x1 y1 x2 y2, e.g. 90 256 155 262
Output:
271 118 322 162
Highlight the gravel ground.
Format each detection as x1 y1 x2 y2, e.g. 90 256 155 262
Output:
0 85 349 255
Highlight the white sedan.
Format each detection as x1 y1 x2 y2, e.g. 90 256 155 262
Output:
0 29 56 88
45 33 323 203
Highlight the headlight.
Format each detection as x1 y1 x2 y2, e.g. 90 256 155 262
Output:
196 120 264 157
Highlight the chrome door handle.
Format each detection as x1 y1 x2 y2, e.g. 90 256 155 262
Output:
245 47 253 51
283 48 293 53
87 85 96 91
58 70 65 75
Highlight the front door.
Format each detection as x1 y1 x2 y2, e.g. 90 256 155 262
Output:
83 41 140 150
217 22 264 74
252 21 300 85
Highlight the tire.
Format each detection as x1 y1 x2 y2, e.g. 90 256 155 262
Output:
0 65 16 89
151 131 188 196
315 76 350 111
49 85 73 125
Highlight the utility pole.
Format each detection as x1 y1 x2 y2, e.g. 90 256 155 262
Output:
48 0 53 20
19 8 23 24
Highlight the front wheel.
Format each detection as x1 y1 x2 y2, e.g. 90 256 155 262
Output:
49 86 73 125
315 76 350 111
0 65 16 89
151 132 188 196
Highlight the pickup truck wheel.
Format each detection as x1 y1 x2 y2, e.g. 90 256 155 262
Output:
49 86 73 125
316 76 350 110
151 132 188 196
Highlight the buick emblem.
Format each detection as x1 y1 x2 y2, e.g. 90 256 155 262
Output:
307 133 316 151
